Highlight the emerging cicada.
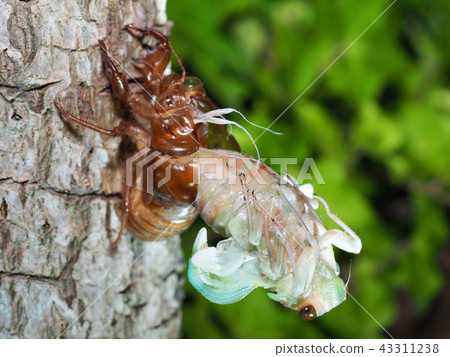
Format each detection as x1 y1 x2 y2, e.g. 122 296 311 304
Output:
55 26 362 320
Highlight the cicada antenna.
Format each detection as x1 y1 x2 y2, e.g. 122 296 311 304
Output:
169 45 186 82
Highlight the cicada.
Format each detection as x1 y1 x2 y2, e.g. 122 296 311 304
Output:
55 26 362 320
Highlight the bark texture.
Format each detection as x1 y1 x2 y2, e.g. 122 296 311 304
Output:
0 0 185 338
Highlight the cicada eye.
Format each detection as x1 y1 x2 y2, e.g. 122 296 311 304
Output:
299 305 317 321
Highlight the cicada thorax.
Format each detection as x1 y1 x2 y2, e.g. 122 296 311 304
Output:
192 149 318 274
193 150 274 228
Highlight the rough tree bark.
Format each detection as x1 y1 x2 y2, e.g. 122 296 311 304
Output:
0 0 184 338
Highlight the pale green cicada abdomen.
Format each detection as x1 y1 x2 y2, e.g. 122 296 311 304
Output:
188 148 362 319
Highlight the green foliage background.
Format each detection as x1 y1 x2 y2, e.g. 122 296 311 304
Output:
167 0 450 338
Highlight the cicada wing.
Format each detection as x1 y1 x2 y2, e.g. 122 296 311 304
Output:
188 259 263 304
188 228 265 304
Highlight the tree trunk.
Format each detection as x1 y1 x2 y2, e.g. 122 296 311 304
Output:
0 0 184 338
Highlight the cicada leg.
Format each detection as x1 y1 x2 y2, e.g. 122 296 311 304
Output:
98 40 156 121
110 184 132 253
263 214 276 263
126 25 186 81
239 172 253 237
54 101 151 145
126 25 171 79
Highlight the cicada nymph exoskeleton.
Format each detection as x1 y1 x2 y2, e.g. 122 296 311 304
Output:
55 26 362 319
55 25 238 243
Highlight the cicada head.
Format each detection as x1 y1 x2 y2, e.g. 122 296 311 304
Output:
297 266 347 320
267 262 346 320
